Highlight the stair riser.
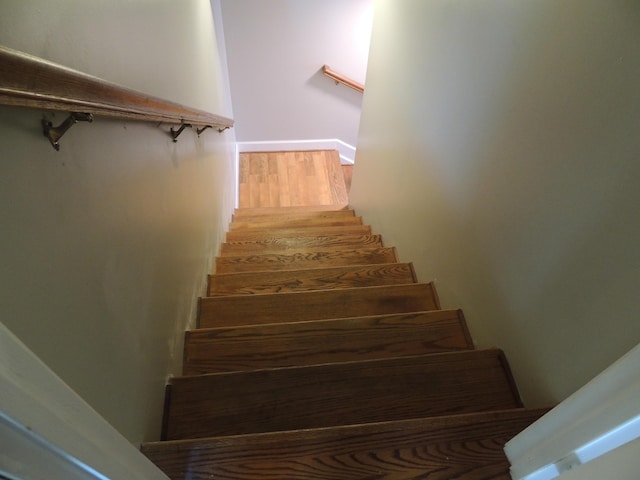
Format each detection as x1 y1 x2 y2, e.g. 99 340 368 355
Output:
208 263 415 296
214 247 398 274
165 350 521 439
143 409 548 480
219 235 383 256
226 225 371 241
184 310 473 374
198 283 439 328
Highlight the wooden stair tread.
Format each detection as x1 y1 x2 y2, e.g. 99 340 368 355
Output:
220 234 384 256
143 408 549 480
198 283 440 328
229 215 363 231
164 349 522 439
231 209 356 223
214 247 399 274
207 262 416 296
226 224 371 241
234 204 350 217
184 309 473 374
144 200 534 478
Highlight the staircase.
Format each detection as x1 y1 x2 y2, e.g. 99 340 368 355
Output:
141 205 546 479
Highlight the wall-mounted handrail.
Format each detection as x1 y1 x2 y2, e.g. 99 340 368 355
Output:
0 45 233 149
322 65 364 94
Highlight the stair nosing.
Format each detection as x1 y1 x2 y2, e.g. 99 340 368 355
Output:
216 246 397 261
208 262 413 281
223 234 382 244
218 237 386 257
172 348 503 381
200 281 433 300
188 308 463 333
228 217 365 231
143 407 550 447
226 225 372 239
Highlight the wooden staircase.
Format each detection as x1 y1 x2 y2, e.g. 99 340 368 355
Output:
141 205 546 479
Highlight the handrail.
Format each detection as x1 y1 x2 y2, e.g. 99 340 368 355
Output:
322 65 364 94
0 45 233 149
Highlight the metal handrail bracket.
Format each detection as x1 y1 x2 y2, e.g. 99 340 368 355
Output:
0 45 234 150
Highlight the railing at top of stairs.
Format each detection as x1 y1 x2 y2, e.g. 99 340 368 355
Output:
0 45 234 150
322 65 365 94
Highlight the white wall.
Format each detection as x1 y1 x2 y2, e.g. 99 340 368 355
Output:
220 0 373 146
0 0 236 444
350 0 640 407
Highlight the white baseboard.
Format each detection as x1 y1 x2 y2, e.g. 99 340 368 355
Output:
236 139 356 165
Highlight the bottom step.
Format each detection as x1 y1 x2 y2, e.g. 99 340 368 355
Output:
164 349 521 439
142 408 548 480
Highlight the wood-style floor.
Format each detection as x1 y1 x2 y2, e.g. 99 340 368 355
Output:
238 150 349 208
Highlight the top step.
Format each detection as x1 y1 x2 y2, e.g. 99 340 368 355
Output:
226 225 372 242
234 205 350 217
229 215 363 231
232 210 355 223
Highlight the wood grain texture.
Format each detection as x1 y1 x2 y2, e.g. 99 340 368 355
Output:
342 164 353 193
198 283 439 328
143 203 537 478
238 151 348 208
232 209 355 223
207 263 416 296
326 150 349 205
214 247 399 274
184 309 473 374
0 46 232 128
234 205 349 217
229 215 363 231
165 349 521 439
219 234 384 256
226 225 372 241
143 408 549 480
238 155 251 208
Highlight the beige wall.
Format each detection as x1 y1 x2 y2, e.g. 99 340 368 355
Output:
350 0 640 406
0 0 236 444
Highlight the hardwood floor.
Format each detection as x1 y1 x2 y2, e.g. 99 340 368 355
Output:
238 150 348 208
342 164 353 193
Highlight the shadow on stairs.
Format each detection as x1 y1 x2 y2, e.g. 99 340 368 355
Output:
141 205 547 479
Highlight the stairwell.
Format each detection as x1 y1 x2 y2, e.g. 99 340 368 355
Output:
141 203 546 479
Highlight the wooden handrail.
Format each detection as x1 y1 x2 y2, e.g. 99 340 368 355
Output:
322 65 364 94
0 45 233 145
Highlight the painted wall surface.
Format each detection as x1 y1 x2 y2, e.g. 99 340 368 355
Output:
350 0 640 407
220 0 373 146
0 0 236 444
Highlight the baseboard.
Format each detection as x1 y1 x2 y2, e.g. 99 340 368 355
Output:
236 139 356 165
